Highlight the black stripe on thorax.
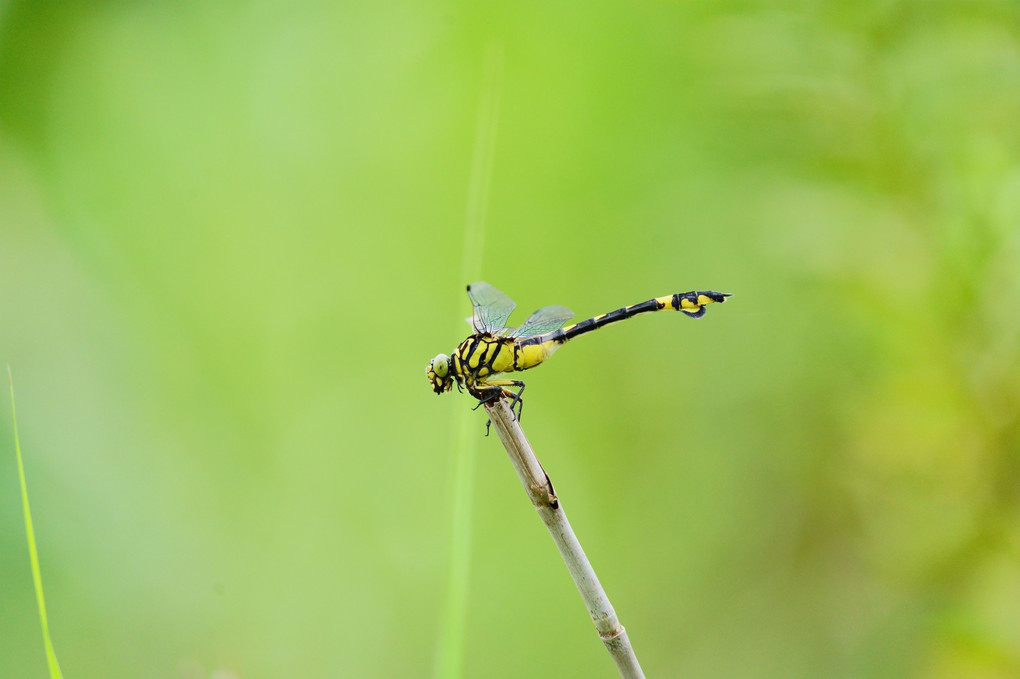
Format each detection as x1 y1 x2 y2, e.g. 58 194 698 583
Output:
461 336 482 365
478 337 506 374
454 336 481 378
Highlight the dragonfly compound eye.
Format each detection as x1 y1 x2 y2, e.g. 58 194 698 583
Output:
426 354 452 394
432 354 449 378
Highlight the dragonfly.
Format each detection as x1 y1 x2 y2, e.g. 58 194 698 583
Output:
426 282 731 432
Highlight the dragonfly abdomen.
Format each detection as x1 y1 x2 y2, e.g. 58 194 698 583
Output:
517 290 730 350
510 340 561 371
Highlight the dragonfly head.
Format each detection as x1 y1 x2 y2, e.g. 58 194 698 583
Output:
426 353 454 394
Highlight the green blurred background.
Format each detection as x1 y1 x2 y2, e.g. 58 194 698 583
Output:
2 1 1019 677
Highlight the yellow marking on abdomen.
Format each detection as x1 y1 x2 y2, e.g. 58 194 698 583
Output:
515 340 562 370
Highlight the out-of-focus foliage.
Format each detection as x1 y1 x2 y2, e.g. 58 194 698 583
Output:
1 1 1018 677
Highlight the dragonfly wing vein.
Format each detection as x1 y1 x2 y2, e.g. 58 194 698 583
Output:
467 282 516 334
509 305 573 338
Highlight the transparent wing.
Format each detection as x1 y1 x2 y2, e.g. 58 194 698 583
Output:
466 282 516 334
508 305 574 338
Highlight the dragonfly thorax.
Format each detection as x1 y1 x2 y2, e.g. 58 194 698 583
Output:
451 334 519 393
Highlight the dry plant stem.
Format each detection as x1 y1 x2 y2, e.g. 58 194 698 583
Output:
484 398 645 679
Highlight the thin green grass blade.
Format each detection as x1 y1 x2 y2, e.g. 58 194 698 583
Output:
434 407 479 679
8 366 65 679
433 41 503 679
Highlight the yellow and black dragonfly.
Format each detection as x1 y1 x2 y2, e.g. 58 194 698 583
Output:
426 283 731 431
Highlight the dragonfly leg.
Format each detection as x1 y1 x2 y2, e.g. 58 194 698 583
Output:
470 388 501 409
470 386 503 436
502 381 526 423
471 379 527 436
